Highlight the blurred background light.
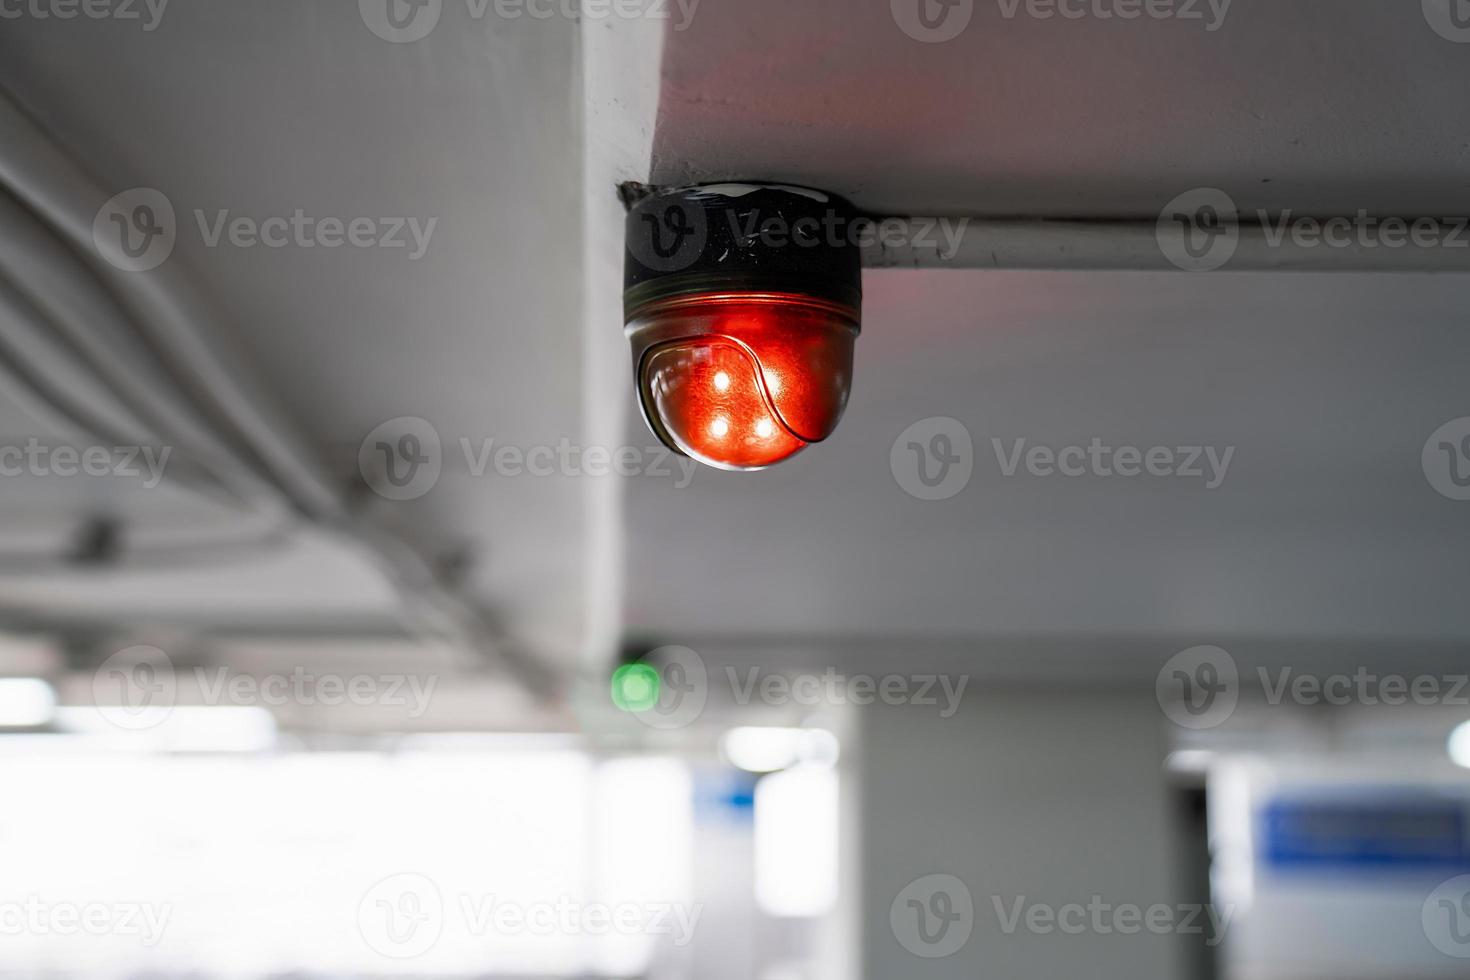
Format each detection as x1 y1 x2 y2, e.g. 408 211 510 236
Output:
594 757 694 976
720 726 839 774
1447 720 1470 769
754 765 839 918
0 677 56 727
611 662 661 712
54 706 278 753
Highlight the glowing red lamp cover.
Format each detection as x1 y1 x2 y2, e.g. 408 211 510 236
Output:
624 185 863 471
635 294 858 469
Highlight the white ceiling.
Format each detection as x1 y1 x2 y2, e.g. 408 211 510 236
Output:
650 0 1470 218
623 269 1470 663
625 0 1470 668
1 0 1468 696
0 2 594 670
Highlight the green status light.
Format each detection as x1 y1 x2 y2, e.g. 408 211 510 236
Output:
611 663 660 713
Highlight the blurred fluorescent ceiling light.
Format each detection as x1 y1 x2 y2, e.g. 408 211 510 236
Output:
0 678 56 727
1165 749 1216 775
755 766 839 917
56 706 276 752
594 758 692 976
1448 720 1470 769
720 726 839 773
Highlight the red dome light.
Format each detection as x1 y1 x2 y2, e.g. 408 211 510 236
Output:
634 294 858 470
623 184 863 471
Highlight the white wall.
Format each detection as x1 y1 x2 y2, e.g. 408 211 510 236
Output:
854 687 1183 980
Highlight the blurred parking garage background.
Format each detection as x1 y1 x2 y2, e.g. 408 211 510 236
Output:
3 1 1470 977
